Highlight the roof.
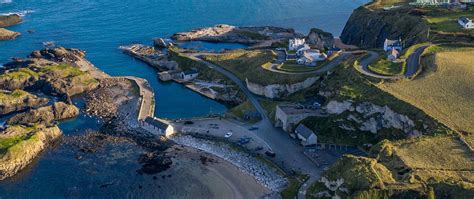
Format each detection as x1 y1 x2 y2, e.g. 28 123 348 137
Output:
295 124 315 139
385 39 401 47
144 117 169 130
182 69 198 75
459 16 471 24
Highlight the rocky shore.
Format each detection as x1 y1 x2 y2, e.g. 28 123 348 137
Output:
172 24 303 45
7 102 79 126
0 14 22 41
0 125 62 180
171 135 287 192
0 90 49 115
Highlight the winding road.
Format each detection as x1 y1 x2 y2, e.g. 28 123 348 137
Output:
356 45 430 80
183 52 324 197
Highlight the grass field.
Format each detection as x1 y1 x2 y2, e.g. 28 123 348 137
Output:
424 7 474 35
368 58 403 76
378 48 474 133
202 50 313 85
276 60 318 72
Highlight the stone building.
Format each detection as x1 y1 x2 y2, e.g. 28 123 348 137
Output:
275 104 319 132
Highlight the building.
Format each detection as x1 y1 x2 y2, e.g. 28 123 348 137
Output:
275 104 320 132
180 69 199 81
294 124 317 146
383 38 403 52
140 117 175 136
289 38 306 51
297 50 328 66
295 44 311 56
412 0 451 5
458 17 474 29
387 48 400 61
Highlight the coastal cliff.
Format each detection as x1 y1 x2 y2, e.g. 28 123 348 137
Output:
0 14 22 41
0 125 62 180
340 7 429 48
0 90 49 115
246 77 319 99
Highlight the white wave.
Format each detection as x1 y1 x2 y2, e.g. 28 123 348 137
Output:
0 10 35 17
0 0 12 4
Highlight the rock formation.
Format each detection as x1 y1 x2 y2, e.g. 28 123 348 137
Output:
0 125 62 180
172 24 303 44
0 14 22 41
340 7 429 48
0 90 49 115
306 28 334 49
7 102 79 126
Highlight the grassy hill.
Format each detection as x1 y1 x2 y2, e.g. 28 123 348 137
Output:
307 135 474 198
378 46 474 133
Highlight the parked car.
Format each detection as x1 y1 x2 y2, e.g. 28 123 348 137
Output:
224 131 233 138
265 151 276 158
248 126 259 131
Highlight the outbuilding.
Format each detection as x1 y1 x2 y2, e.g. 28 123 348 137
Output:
294 124 317 146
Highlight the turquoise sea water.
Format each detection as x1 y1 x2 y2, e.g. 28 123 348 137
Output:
0 0 367 197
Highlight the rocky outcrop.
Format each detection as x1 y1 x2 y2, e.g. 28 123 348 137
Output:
0 125 62 180
0 14 22 28
0 47 100 96
0 90 49 115
172 24 303 44
325 100 419 135
7 102 79 126
0 28 20 40
0 14 22 41
246 77 319 99
340 7 429 48
306 28 334 49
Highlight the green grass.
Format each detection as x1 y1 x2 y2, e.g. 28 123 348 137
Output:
0 90 28 103
40 64 86 77
0 68 39 80
424 7 474 35
227 100 258 122
367 58 403 76
202 49 314 85
277 60 318 72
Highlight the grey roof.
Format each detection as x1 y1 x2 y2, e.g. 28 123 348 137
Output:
385 39 401 47
459 16 471 24
145 117 168 130
295 124 315 139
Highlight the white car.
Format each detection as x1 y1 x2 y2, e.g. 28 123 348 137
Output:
224 131 233 138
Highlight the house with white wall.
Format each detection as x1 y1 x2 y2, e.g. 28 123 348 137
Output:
459 16 474 29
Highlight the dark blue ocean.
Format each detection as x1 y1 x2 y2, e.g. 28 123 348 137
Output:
0 0 366 197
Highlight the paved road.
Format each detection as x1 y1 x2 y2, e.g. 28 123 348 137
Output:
405 45 430 78
356 51 402 80
184 53 323 197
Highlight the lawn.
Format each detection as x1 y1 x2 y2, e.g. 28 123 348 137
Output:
277 60 318 72
202 49 314 85
378 47 474 133
424 7 474 35
367 58 403 76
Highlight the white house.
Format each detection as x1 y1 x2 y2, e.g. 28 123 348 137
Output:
180 69 199 81
294 124 317 146
458 17 474 29
297 50 327 66
289 38 306 51
383 38 403 52
141 117 175 137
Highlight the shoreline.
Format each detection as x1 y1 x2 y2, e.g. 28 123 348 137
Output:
171 135 287 192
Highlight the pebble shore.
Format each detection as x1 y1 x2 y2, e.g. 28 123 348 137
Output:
171 135 288 191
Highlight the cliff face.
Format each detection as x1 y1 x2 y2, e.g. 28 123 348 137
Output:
0 126 62 180
340 7 430 48
306 28 334 49
246 77 319 99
